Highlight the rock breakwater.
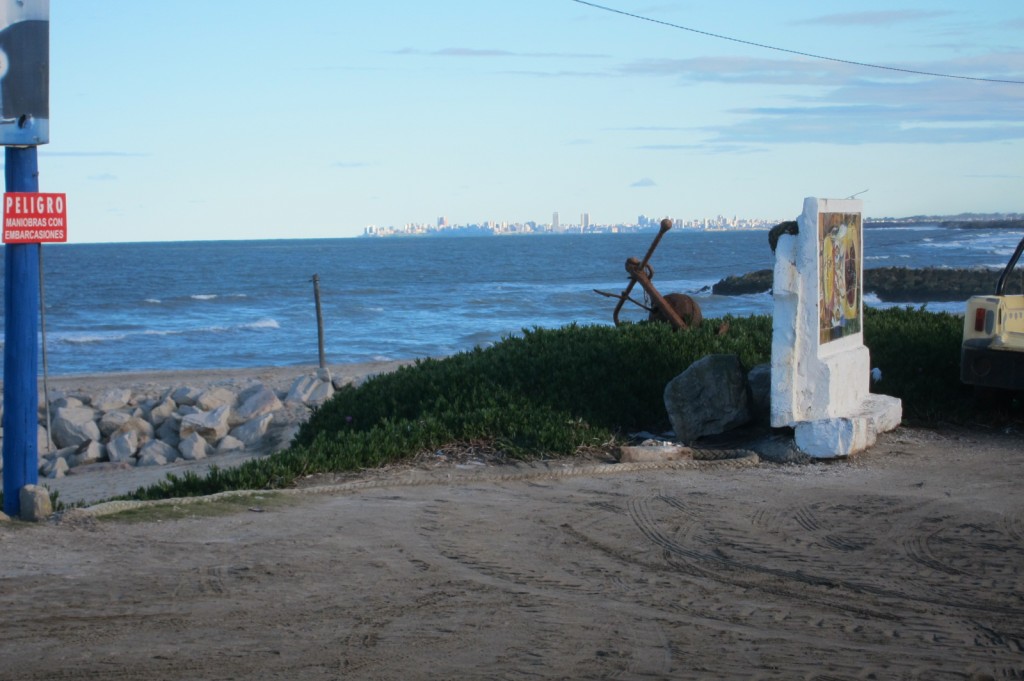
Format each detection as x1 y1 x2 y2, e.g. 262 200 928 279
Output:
0 368 353 481
712 266 1023 302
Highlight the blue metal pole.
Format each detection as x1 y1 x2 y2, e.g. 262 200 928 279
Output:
3 146 40 517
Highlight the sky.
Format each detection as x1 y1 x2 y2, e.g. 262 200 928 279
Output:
28 0 1024 243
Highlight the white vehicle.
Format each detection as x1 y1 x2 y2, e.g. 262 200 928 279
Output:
961 235 1024 390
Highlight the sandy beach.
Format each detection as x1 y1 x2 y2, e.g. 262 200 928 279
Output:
0 362 1022 679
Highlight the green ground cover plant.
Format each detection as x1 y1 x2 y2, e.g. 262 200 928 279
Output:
117 308 1018 502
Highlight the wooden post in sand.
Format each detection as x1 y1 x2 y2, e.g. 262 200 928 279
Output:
312 274 326 369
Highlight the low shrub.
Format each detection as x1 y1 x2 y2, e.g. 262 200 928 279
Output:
121 309 1019 502
297 317 772 446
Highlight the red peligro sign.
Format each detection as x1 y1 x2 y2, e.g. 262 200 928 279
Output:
3 192 67 243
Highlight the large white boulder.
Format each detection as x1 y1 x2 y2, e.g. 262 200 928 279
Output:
98 410 133 438
49 396 83 410
137 439 179 466
216 435 245 452
285 374 334 406
67 440 104 468
146 397 177 427
40 450 71 477
156 417 181 447
196 387 237 411
308 380 334 406
37 424 53 453
285 375 318 405
232 384 282 426
19 485 52 521
93 388 132 412
107 430 139 463
180 405 231 444
46 456 69 479
230 413 274 447
170 386 203 406
178 432 210 461
51 406 100 449
111 416 155 446
664 354 751 444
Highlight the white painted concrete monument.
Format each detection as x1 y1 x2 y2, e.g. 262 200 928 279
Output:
771 197 902 457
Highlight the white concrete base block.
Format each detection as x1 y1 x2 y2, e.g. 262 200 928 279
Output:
795 393 903 458
863 393 904 434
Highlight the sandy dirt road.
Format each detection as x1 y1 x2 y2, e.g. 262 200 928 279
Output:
1 426 1022 680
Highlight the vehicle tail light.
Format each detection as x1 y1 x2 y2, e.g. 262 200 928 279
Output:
975 308 986 332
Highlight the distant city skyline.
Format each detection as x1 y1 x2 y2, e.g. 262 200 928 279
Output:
362 210 1022 238
363 211 784 235
36 2 1024 244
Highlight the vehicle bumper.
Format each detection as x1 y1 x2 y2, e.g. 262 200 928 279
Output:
961 340 1024 390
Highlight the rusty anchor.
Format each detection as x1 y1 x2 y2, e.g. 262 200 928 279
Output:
593 218 702 330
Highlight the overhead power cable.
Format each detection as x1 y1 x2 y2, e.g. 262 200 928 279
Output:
571 0 1024 85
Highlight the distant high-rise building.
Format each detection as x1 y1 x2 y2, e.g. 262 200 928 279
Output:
553 211 561 233
581 212 590 230
438 216 448 228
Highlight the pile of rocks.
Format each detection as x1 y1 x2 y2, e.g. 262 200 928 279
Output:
0 369 342 480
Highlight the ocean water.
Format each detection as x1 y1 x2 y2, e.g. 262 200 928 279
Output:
2 225 1022 376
